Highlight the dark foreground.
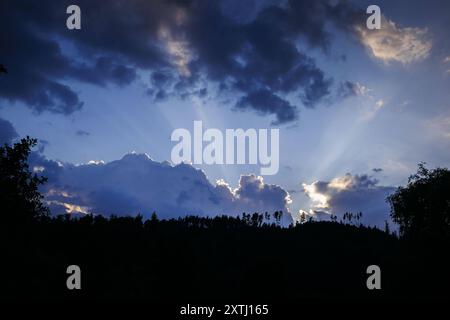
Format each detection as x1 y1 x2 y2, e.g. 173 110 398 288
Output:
2 214 449 301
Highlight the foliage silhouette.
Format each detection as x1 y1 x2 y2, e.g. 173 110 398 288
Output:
1 137 48 224
388 163 450 240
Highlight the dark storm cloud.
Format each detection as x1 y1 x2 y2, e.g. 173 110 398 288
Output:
0 0 156 114
73 57 137 87
236 89 298 125
0 9 83 114
0 117 18 145
183 0 336 122
1 0 362 122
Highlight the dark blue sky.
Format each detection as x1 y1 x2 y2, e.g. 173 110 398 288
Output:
1 0 449 226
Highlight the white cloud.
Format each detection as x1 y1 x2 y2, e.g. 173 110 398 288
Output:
32 153 292 223
47 200 90 215
375 99 384 109
87 160 105 165
300 174 395 227
356 17 432 64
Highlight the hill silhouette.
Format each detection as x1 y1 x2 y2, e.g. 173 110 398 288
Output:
1 138 450 300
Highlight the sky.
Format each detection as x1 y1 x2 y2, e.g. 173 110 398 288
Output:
1 0 450 227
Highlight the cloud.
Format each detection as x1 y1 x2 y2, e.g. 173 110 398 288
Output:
0 0 162 114
76 130 90 137
355 17 432 64
337 81 370 99
375 99 384 109
301 173 395 227
336 81 385 120
0 8 84 114
31 152 292 222
0 0 360 123
0 117 19 145
234 175 292 213
73 57 137 87
235 89 298 125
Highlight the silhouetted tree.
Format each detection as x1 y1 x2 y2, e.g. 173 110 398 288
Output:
1 136 48 223
341 211 362 225
384 220 391 235
300 211 308 224
150 211 158 222
274 211 283 225
387 163 450 239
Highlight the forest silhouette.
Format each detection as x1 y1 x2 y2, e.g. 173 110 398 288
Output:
1 137 450 300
